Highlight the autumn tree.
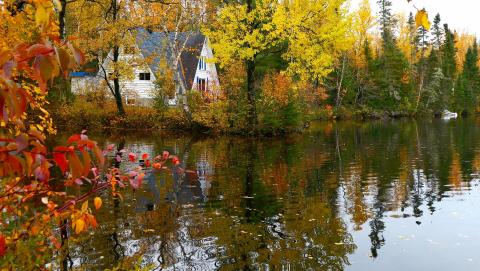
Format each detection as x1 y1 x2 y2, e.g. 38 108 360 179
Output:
207 0 350 131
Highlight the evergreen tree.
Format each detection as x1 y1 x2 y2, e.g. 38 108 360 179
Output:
373 0 409 110
454 40 480 114
441 24 457 110
377 0 395 44
414 24 430 111
431 14 443 51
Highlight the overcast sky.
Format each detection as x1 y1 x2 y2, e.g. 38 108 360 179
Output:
350 0 479 35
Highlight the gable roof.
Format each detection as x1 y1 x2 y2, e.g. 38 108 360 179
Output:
135 29 205 90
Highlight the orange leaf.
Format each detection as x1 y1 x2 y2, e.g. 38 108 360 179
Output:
54 46 71 76
81 150 91 177
67 152 83 179
86 214 98 228
68 43 85 65
94 197 102 210
28 44 53 57
74 218 85 234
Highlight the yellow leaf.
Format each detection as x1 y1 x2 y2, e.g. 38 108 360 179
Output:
53 0 62 12
35 4 50 28
94 197 102 210
415 9 431 30
75 218 85 234
81 200 88 213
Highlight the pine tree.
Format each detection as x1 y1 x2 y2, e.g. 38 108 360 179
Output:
431 14 443 51
377 0 395 44
373 0 409 109
414 23 430 111
441 24 457 110
454 40 479 114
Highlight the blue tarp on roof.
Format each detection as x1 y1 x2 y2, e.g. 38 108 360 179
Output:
70 72 95 77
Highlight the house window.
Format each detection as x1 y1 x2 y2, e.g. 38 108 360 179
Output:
126 98 136 105
139 72 150 80
198 57 206 70
197 77 207 92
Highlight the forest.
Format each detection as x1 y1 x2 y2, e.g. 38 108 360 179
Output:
1 0 480 269
37 0 480 134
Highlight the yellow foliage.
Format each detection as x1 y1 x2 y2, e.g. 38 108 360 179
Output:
206 0 352 82
415 9 431 31
455 32 476 72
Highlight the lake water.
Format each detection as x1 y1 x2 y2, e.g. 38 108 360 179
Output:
54 118 480 270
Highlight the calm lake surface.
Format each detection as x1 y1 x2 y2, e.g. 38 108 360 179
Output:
54 118 480 270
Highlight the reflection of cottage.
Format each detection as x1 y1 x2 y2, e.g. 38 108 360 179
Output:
196 155 213 198
71 30 220 106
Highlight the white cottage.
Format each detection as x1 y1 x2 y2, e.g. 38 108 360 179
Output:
71 30 220 106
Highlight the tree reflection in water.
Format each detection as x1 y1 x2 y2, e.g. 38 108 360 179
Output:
55 119 480 270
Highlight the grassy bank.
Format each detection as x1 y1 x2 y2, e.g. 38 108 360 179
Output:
50 98 188 131
50 96 438 136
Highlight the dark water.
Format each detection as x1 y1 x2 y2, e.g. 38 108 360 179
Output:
55 119 480 270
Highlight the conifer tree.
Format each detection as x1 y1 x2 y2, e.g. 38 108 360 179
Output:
441 24 457 110
373 0 409 109
431 14 443 51
454 40 479 114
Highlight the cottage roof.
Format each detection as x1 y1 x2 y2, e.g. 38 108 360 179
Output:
135 29 205 90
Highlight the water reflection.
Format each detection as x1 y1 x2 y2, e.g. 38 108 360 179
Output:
53 118 480 270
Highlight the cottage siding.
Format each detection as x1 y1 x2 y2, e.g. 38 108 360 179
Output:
98 48 157 103
191 38 220 94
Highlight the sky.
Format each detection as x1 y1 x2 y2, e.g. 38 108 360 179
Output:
350 0 479 35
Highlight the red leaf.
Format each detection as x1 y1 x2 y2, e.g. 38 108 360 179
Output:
27 44 53 57
172 156 180 166
145 159 151 167
128 153 137 162
162 151 170 160
53 152 68 174
0 235 6 257
67 134 81 144
129 173 144 190
142 153 148 160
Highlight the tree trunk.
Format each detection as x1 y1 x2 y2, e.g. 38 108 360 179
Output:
336 54 347 108
113 45 125 115
59 0 67 40
245 0 257 132
111 0 125 116
246 58 257 131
